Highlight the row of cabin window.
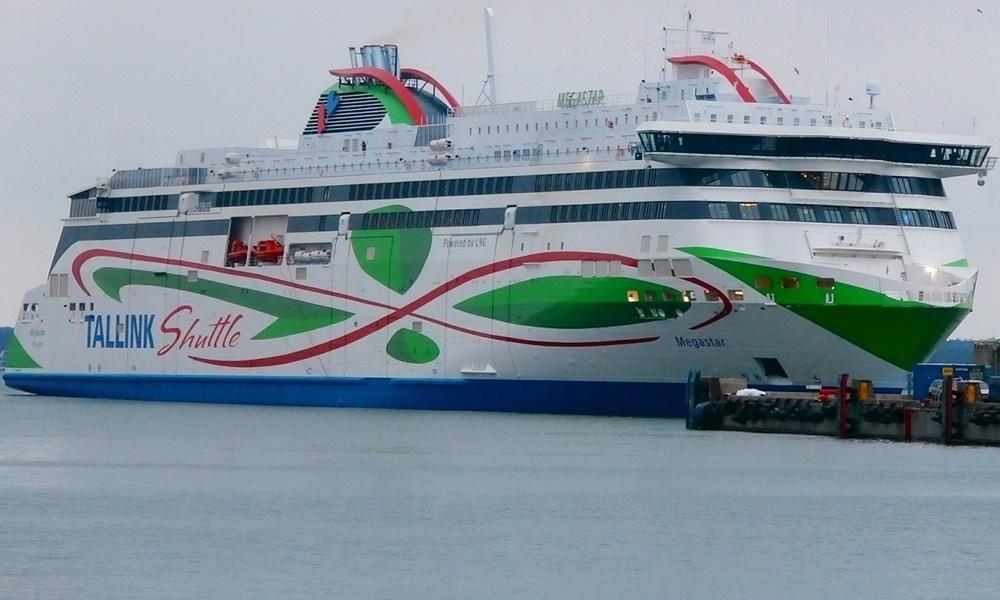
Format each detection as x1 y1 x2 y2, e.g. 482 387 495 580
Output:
520 201 954 229
216 187 312 208
92 169 948 216
695 113 883 130
358 208 482 230
466 114 646 136
533 169 943 195
99 195 171 213
354 201 955 230
639 132 990 168
91 169 949 216
624 276 833 304
348 176 516 202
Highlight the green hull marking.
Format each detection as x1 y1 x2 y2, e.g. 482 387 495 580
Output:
677 246 769 260
455 276 690 329
680 247 969 369
351 205 431 295
944 258 970 268
386 328 440 364
793 304 966 370
6 333 41 369
92 268 352 340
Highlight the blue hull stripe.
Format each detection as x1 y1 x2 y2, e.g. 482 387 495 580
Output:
3 372 688 418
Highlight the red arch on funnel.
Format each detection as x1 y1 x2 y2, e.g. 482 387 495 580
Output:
400 67 461 109
329 66 426 124
746 59 791 104
667 55 757 103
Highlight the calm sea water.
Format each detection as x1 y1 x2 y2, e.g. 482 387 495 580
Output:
2 382 1000 600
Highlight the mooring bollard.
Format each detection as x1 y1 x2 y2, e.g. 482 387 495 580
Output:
837 373 850 438
944 374 955 445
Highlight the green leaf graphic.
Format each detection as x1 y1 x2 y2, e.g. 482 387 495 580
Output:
455 276 689 329
351 205 431 295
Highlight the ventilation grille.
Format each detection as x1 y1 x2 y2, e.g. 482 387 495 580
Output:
303 92 387 135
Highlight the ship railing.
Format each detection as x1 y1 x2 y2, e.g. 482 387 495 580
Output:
211 144 641 184
109 167 208 190
456 94 636 117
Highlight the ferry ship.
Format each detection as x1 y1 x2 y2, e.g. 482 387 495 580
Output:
4 33 994 416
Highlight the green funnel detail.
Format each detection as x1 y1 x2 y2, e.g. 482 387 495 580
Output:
679 246 968 369
92 267 352 340
325 84 415 125
944 258 970 268
6 334 41 369
351 205 431 295
455 276 690 329
386 328 440 364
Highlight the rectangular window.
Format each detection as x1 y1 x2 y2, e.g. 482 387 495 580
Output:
848 208 870 224
781 277 800 289
728 289 745 301
816 278 835 289
708 203 730 219
796 206 816 222
754 277 773 289
738 203 760 220
823 208 844 223
771 204 790 221
704 290 721 301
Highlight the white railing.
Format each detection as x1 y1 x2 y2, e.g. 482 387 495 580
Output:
456 94 636 117
204 144 641 185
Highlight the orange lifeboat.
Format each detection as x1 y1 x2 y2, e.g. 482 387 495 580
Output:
227 240 248 265
251 239 284 264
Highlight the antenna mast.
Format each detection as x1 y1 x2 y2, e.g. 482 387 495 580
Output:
476 8 499 105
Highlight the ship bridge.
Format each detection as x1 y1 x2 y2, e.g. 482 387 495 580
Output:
638 121 993 178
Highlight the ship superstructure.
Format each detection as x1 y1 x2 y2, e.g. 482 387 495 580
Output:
4 37 993 416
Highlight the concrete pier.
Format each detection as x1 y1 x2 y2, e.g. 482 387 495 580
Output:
686 372 1000 446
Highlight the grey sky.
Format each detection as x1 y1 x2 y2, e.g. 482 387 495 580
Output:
1 0 996 336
